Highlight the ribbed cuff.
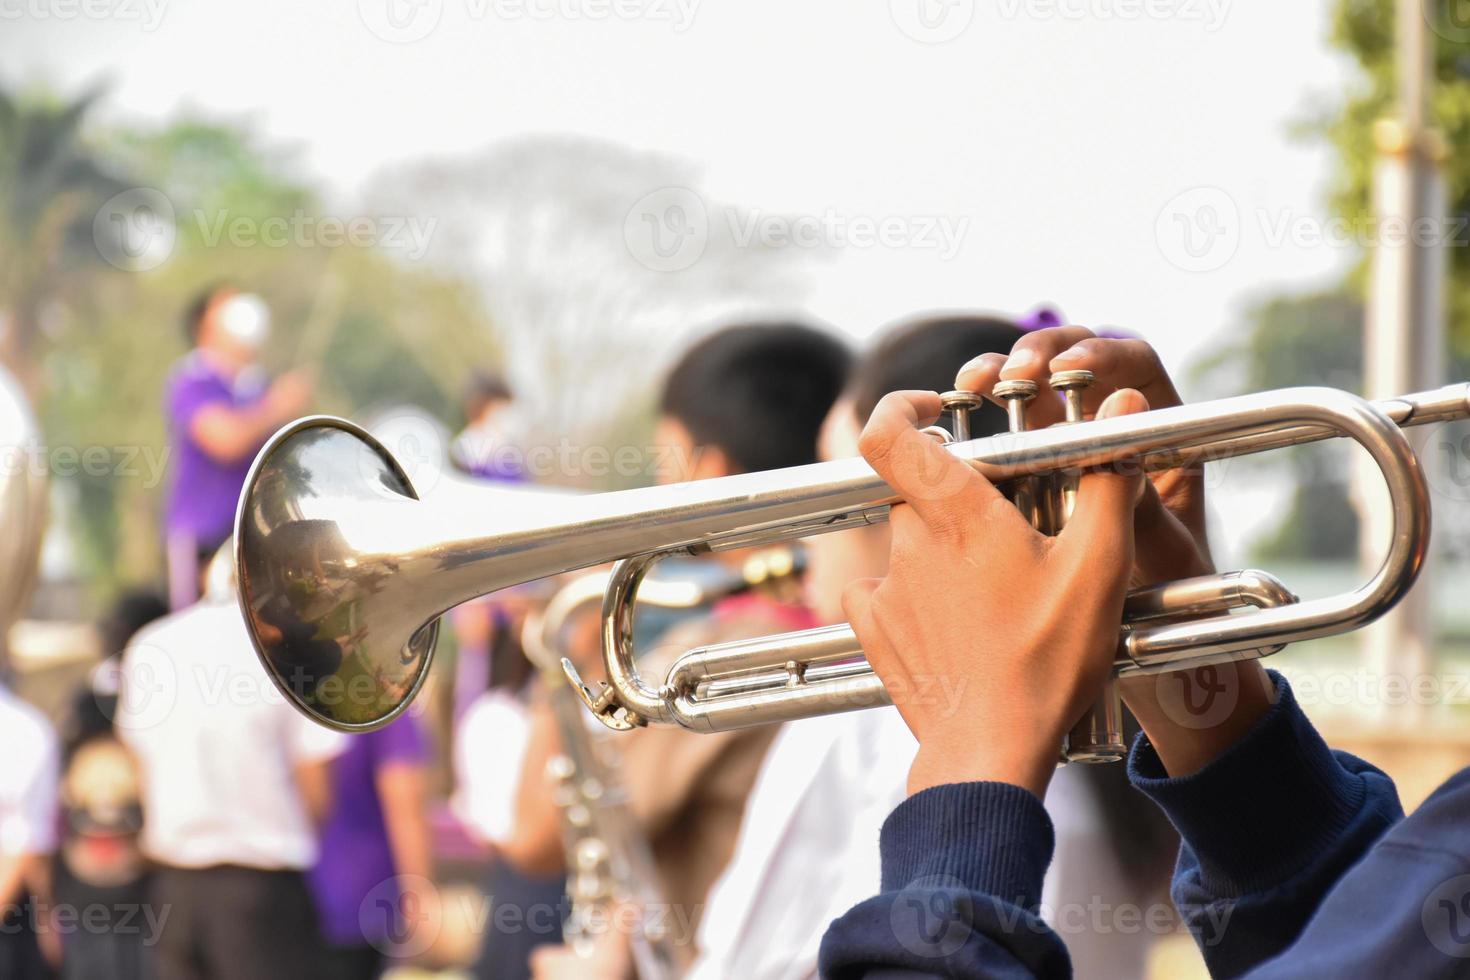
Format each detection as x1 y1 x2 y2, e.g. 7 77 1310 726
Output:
1128 671 1368 896
879 781 1055 908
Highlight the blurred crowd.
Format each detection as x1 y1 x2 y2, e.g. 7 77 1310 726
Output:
0 283 1182 980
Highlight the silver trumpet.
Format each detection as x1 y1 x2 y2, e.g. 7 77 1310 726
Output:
234 381 1467 751
523 554 796 976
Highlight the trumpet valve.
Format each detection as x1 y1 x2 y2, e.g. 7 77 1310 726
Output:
993 379 1040 433
939 390 985 442
1049 369 1095 424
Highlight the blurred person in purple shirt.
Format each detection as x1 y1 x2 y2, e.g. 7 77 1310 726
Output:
309 714 435 980
450 371 526 482
163 283 311 608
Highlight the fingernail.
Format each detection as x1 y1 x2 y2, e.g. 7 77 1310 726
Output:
955 353 1003 387
1002 349 1036 374
1051 347 1084 364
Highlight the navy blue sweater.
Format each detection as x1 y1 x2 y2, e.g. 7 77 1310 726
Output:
819 674 1470 978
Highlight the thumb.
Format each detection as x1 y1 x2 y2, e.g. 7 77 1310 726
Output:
1061 388 1148 558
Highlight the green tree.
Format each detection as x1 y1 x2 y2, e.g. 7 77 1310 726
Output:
21 93 503 602
0 85 128 390
1310 0 1470 362
1192 290 1365 562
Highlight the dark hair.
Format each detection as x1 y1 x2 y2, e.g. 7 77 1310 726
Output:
65 589 169 751
100 590 169 659
181 282 234 345
660 322 852 473
462 371 515 426
848 315 1026 435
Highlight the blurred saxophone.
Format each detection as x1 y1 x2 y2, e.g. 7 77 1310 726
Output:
520 551 798 978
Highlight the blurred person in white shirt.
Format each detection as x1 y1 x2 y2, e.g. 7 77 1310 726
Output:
117 556 346 980
0 680 60 979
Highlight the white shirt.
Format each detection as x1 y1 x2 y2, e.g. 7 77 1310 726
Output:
116 600 345 870
688 707 916 980
0 684 59 857
687 708 1140 980
452 689 532 846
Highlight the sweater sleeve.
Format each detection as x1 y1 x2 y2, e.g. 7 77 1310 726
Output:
819 782 1071 980
1127 671 1404 978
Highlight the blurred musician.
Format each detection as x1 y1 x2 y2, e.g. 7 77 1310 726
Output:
686 314 1176 980
51 590 166 980
514 321 852 978
163 284 311 608
0 676 60 980
452 371 526 483
308 711 433 980
117 549 345 980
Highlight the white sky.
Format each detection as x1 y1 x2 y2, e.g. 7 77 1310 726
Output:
4 0 1363 382
6 0 1382 572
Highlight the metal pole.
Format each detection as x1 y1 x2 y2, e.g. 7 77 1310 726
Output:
1357 0 1447 717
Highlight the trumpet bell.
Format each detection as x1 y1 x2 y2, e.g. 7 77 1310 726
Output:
235 416 440 731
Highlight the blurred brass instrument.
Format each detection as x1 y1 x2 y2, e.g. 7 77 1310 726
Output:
523 552 795 976
234 380 1467 759
0 365 47 674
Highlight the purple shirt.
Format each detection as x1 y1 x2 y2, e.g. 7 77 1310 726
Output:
308 715 430 946
164 352 269 544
